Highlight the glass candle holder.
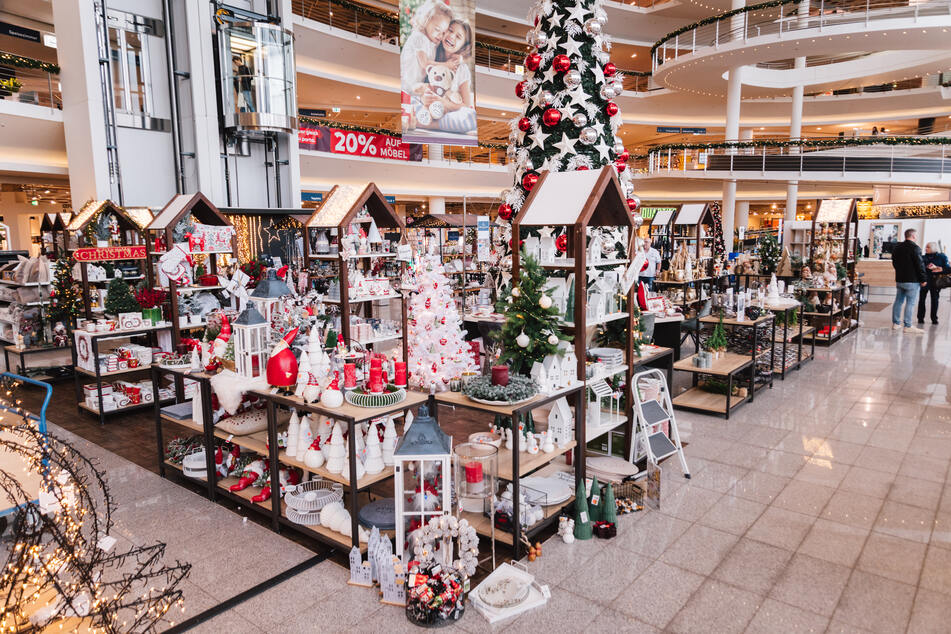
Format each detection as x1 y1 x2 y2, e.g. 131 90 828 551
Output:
453 442 498 514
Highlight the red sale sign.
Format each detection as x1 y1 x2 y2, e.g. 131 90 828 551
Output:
329 128 418 160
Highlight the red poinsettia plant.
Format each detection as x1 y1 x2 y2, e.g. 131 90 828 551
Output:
135 287 168 309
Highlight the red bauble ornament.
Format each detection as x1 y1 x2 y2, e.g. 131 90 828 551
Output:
605 102 619 117
576 165 589 170
542 108 562 127
521 171 540 191
552 55 571 73
615 160 627 173
497 203 513 220
515 81 526 99
627 197 640 213
517 117 532 132
525 53 542 71
439 337 447 346
425 298 431 309
604 62 617 77
556 234 568 252
617 149 630 162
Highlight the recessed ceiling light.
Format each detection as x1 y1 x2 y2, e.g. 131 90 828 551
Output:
631 53 637 58
356 95 361 100
816 127 822 130
44 189 50 194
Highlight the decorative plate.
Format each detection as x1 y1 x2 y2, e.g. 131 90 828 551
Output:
520 476 573 506
477 575 531 609
345 384 406 408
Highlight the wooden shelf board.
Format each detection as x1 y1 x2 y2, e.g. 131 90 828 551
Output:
279 501 366 552
253 389 426 423
673 387 748 414
497 441 577 481
674 352 753 377
80 398 172 416
217 476 274 510
773 325 815 342
75 365 150 378
700 314 773 327
277 449 394 490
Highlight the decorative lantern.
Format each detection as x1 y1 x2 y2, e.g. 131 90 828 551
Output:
393 405 452 562
232 303 268 378
249 268 292 327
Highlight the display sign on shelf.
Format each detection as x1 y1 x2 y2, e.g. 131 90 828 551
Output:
477 215 489 261
73 245 147 261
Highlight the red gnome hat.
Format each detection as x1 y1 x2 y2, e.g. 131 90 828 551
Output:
267 327 300 387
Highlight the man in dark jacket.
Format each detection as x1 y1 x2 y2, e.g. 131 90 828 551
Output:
891 228 927 333
918 242 951 325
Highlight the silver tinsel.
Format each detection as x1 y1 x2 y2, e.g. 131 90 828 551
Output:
579 127 598 144
565 69 582 87
572 112 588 128
584 18 602 35
566 154 594 170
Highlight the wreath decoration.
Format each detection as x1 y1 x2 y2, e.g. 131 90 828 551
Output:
463 375 536 403
410 514 479 578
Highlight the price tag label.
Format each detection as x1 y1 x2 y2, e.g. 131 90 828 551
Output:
397 244 412 262
590 494 600 507
580 511 589 524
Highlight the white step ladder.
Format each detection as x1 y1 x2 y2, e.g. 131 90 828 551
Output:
629 368 690 479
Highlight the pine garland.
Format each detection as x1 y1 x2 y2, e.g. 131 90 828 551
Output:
650 136 951 154
463 375 536 402
0 52 60 75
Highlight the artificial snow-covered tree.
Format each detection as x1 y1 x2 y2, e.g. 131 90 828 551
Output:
495 252 569 375
407 254 477 391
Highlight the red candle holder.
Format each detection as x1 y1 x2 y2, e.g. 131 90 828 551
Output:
369 367 383 393
464 461 483 483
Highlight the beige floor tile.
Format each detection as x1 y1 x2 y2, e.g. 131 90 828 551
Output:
772 480 837 517
756 449 809 478
793 459 850 488
668 579 761 634
820 490 885 529
697 494 766 536
897 454 949 484
612 561 704 629
920 544 951 596
747 507 815 551
588 609 660 633
931 511 951 550
873 500 935 544
564 545 652 604
829 420 875 445
733 470 790 505
507 587 604 634
745 598 829 634
907 436 951 460
797 519 869 567
856 532 927 586
660 524 738 576
711 538 792 595
854 445 905 474
614 511 691 558
656 485 722 523
685 461 748 494
887 475 944 511
866 428 915 452
768 553 851 617
774 431 822 456
832 570 916 634
190 610 262 634
811 438 866 466
839 466 895 499
907 588 951 633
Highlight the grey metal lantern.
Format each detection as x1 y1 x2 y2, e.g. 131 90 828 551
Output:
232 303 268 378
393 405 452 563
249 268 292 324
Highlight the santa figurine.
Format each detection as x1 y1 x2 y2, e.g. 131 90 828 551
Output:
213 314 232 359
267 327 299 389
230 459 266 492
251 465 302 503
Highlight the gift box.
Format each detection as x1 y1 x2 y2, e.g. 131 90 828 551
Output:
83 384 113 398
593 521 617 539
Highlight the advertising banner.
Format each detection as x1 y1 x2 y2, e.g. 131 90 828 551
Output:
399 0 478 146
298 125 423 161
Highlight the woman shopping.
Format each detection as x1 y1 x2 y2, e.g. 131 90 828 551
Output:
918 242 951 325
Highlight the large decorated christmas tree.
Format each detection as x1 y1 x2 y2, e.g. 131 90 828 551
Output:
493 0 641 282
407 254 477 391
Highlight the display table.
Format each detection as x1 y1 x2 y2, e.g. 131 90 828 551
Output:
698 312 775 396
431 386 584 559
672 352 754 419
4 344 72 382
763 299 815 379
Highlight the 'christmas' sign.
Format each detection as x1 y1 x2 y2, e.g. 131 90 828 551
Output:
74 246 147 261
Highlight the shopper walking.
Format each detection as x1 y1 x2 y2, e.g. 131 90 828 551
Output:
638 240 662 291
917 242 950 325
891 228 927 333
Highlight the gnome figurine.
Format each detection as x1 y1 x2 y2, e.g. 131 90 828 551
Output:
266 327 299 389
213 314 231 359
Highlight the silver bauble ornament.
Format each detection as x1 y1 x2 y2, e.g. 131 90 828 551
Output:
580 127 598 144
595 7 608 24
547 333 559 345
623 180 634 196
584 18 603 35
523 159 535 172
612 79 624 95
565 70 582 88
534 32 549 48
525 31 536 46
632 214 644 228
572 112 588 128
600 85 616 100
540 90 555 106
500 188 511 200
613 141 625 155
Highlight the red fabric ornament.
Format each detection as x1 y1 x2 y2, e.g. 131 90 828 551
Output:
439 338 447 345
556 234 568 252
604 62 617 77
627 197 641 213
517 117 532 132
617 149 630 162
552 55 570 73
497 203 513 220
425 298 431 308
605 102 619 117
515 81 526 99
266 327 299 387
521 172 539 191
525 53 541 71
542 108 562 127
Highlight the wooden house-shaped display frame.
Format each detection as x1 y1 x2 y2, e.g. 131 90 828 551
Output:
303 184 407 362
511 166 635 454
145 192 236 347
66 200 153 320
810 198 858 282
671 203 714 276
646 205 680 261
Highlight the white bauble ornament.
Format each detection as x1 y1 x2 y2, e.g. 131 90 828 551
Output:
321 386 343 408
539 295 553 309
547 333 559 345
511 287 521 297
516 331 530 347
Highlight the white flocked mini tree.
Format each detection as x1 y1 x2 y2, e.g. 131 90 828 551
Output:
407 254 477 391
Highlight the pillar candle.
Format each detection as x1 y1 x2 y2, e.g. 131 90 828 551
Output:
344 363 357 388
394 361 407 386
369 367 383 393
491 365 509 387
370 357 383 370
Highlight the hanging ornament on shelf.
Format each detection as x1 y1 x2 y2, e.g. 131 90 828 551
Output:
617 149 630 163
547 332 559 345
516 331 530 347
572 112 588 128
511 287 521 297
498 203 513 221
552 55 571 73
615 160 627 173
517 117 532 132
526 53 542 71
542 108 562 127
522 171 540 191
626 196 641 213
632 214 645 228
556 234 568 252
565 70 582 87
605 102 619 117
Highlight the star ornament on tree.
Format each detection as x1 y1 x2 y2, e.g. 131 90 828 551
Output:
566 1 590 25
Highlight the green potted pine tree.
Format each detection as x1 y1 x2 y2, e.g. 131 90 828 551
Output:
104 278 141 327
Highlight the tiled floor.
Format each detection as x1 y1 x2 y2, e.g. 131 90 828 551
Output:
35 295 951 632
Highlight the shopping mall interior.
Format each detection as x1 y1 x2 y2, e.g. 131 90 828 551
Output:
0 0 950 631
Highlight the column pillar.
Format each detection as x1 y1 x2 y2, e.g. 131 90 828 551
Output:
735 200 750 234
724 69 743 145
722 180 737 253
429 197 446 215
784 181 799 244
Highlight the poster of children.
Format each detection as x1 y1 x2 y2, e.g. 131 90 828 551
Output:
400 0 478 145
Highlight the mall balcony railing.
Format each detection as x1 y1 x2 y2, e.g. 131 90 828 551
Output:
651 0 951 71
291 0 653 91
645 136 951 177
0 53 61 112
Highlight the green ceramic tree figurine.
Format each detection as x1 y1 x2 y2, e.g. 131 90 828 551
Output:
587 475 603 523
573 479 593 540
601 483 617 524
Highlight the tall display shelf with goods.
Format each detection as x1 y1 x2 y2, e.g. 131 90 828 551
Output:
302 184 408 359
65 200 154 320
40 213 70 259
786 219 814 267
145 193 237 348
647 206 679 261
804 199 861 344
512 166 643 457
654 204 720 316
404 214 485 314
766 301 815 380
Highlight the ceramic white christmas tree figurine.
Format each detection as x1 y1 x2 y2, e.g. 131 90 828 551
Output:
382 417 398 465
317 416 334 459
295 350 310 397
342 454 367 483
504 428 514 451
295 415 313 461
354 423 366 460
325 422 346 474
364 425 385 474
286 411 300 458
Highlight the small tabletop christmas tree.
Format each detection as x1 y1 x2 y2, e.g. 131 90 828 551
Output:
601 482 617 524
495 252 569 375
407 254 476 391
706 313 728 353
757 233 782 274
104 277 140 316
587 475 603 523
47 256 80 329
